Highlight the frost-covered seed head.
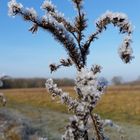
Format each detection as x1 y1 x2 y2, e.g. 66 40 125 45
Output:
118 36 134 63
96 11 133 34
8 0 23 16
26 7 37 19
41 0 55 12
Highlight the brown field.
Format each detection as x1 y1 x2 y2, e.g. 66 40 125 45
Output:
0 85 140 140
0 85 140 125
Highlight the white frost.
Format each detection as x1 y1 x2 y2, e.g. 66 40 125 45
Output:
26 7 37 19
8 0 23 16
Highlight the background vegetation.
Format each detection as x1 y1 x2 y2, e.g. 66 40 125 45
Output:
2 76 140 89
1 78 75 89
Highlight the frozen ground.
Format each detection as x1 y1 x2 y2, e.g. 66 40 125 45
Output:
0 104 139 140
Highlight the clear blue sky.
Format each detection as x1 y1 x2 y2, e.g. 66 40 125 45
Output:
0 0 140 81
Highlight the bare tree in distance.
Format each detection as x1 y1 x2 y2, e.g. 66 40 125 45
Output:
8 0 134 139
136 76 140 81
111 76 123 85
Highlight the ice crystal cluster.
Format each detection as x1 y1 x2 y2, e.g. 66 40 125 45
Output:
8 0 134 139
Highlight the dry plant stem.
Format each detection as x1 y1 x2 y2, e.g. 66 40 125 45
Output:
8 1 134 139
90 112 102 140
84 31 99 51
76 3 83 47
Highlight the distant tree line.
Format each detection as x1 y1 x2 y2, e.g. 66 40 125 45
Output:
0 78 75 89
1 76 140 89
111 76 140 85
125 76 140 85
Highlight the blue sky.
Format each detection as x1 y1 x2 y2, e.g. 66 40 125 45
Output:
0 0 140 81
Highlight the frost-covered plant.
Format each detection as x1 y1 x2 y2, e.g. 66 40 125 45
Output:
8 0 134 139
0 75 8 106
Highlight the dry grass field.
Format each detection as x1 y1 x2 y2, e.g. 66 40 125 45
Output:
0 85 140 140
0 85 140 124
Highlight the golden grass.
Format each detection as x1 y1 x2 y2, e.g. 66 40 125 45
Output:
1 85 140 124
